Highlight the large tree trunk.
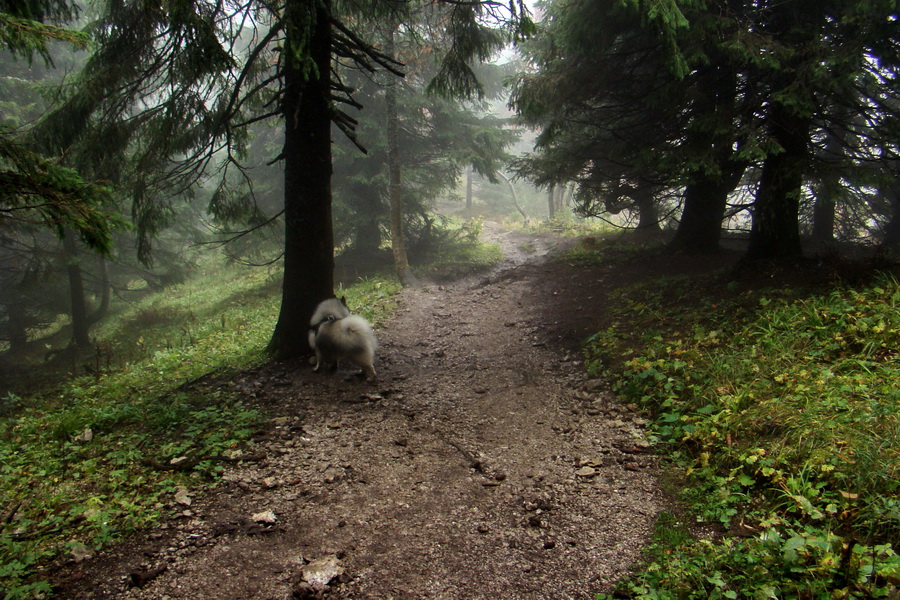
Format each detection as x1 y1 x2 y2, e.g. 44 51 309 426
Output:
88 256 110 325
64 230 91 347
747 102 809 260
810 124 846 245
669 170 741 253
811 180 837 245
547 185 556 219
881 183 900 251
746 1 817 261
670 51 743 254
385 28 418 287
268 0 335 358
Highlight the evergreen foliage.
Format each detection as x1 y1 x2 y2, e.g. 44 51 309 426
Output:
331 46 519 260
1 0 116 252
25 0 531 357
0 133 117 252
512 0 900 257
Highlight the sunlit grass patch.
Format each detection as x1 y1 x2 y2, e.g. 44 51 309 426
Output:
521 216 616 238
337 276 402 327
93 262 282 365
415 241 503 280
557 232 667 267
588 272 900 599
413 217 503 280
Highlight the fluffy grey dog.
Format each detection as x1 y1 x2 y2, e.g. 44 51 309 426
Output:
308 297 377 378
308 296 351 350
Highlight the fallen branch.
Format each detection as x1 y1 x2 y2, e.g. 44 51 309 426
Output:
141 452 266 472
442 437 484 473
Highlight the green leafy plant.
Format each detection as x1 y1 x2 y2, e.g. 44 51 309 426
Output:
586 270 900 598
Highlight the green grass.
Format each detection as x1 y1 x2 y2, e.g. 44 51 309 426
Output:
587 266 900 599
523 216 618 239
415 241 503 279
413 216 503 279
0 259 402 600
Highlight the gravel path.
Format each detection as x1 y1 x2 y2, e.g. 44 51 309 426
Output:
55 225 662 600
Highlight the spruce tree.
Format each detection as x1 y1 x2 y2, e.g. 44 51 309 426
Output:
513 0 900 258
33 0 531 358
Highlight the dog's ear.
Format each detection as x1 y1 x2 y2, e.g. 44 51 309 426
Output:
340 295 347 307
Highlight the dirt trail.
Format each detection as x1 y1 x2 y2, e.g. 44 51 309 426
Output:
57 225 662 600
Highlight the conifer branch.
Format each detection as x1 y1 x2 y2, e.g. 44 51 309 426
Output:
329 16 406 78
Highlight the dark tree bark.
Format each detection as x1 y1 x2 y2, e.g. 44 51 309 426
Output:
747 101 809 260
88 256 110 324
268 0 335 358
810 123 848 245
64 230 91 347
385 28 418 288
882 183 900 250
669 53 744 254
811 180 837 245
746 1 819 261
669 170 742 253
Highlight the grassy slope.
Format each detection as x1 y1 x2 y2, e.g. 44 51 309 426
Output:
578 243 900 599
0 262 402 600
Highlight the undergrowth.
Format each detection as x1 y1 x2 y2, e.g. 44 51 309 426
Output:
558 231 668 268
524 217 618 240
0 261 401 600
413 216 503 280
586 262 900 599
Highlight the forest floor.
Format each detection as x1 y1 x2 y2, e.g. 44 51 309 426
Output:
52 222 744 600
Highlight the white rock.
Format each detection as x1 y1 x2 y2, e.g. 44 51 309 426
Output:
174 487 192 506
251 510 277 524
301 555 344 588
